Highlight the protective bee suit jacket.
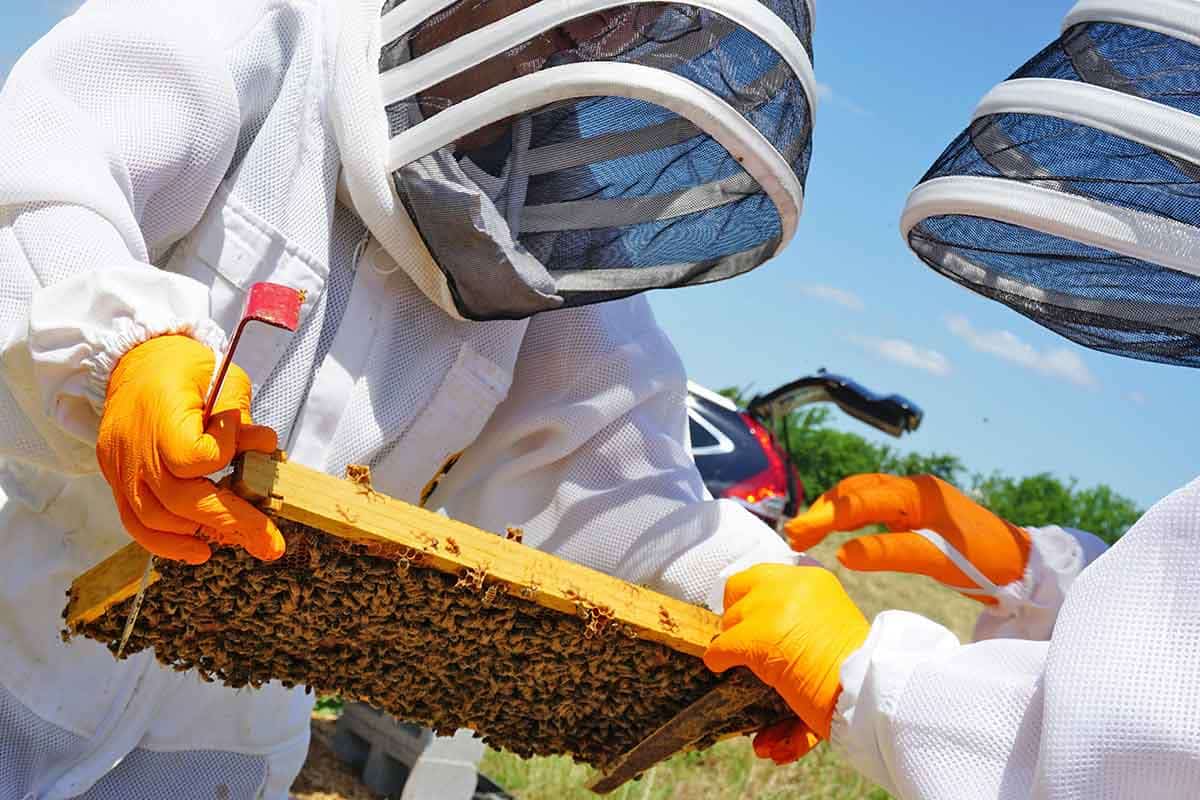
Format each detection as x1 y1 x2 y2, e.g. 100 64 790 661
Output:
0 1 797 797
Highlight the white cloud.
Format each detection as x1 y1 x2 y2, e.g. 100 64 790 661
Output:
853 335 951 377
812 81 870 116
946 314 1098 389
1128 391 1149 407
798 283 865 312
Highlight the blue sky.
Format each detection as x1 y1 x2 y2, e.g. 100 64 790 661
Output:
3 1 1195 509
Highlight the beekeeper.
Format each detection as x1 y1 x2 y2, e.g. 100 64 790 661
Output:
0 0 817 797
706 1 1200 797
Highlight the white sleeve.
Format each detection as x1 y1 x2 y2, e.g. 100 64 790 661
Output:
0 1 269 471
430 295 801 609
972 524 1110 642
832 478 1200 800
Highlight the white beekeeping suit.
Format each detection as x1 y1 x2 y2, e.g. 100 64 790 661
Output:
0 0 815 797
827 1 1200 796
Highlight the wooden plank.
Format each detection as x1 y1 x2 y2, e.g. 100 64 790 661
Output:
68 452 722 657
590 670 773 794
65 542 157 627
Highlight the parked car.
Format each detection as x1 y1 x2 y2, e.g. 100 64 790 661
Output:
687 372 924 527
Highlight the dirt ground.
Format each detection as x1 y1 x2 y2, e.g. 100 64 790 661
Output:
290 717 381 800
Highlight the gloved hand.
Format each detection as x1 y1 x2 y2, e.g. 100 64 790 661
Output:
750 717 821 765
96 334 285 565
704 564 869 741
785 474 1031 602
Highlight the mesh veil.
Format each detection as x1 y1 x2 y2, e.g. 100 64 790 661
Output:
375 0 814 320
903 4 1200 367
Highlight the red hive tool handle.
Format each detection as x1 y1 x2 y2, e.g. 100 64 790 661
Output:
201 282 304 422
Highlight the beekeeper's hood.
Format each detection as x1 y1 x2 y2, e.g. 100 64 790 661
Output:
901 0 1200 367
331 0 816 321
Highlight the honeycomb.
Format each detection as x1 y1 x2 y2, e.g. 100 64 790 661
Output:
71 521 791 769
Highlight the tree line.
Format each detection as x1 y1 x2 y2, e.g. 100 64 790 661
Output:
721 389 1141 544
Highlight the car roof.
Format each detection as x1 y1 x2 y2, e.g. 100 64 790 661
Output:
686 380 739 412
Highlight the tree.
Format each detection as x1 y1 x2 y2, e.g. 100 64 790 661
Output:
713 386 1139 542
972 473 1077 529
879 451 966 487
1070 484 1142 543
973 473 1140 544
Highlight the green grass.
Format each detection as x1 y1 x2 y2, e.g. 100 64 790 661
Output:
314 695 345 717
480 531 980 799
481 737 889 800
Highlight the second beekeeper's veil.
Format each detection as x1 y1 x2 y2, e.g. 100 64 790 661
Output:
336 0 816 321
901 0 1200 368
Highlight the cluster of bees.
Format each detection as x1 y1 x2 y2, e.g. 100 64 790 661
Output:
72 520 791 768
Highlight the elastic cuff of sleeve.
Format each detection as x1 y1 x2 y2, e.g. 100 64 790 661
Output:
832 610 961 794
704 533 813 614
976 525 1105 641
83 317 227 415
991 542 1041 614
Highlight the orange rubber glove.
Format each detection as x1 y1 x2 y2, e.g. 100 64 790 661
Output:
704 564 869 740
96 335 285 565
786 474 1031 602
752 718 821 765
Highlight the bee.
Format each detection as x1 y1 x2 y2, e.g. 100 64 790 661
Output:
658 607 679 633
345 464 381 502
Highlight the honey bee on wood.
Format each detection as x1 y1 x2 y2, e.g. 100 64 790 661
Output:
658 607 679 633
345 464 381 502
445 537 461 555
504 527 524 544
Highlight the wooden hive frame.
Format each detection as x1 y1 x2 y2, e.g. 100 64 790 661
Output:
65 451 783 792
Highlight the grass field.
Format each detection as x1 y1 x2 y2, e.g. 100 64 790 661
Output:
478 532 980 800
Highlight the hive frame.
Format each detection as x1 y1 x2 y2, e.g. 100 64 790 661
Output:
64 451 777 792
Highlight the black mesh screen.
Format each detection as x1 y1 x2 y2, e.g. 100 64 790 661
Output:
909 19 1200 367
910 214 1200 367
